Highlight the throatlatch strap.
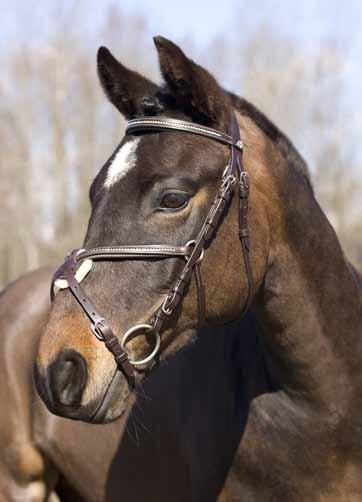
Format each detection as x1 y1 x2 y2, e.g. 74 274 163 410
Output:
195 263 206 325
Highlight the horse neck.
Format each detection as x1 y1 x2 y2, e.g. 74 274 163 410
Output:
237 112 362 414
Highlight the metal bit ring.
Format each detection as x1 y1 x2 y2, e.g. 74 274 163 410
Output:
121 323 161 367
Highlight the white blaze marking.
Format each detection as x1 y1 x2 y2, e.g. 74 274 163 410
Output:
104 138 141 188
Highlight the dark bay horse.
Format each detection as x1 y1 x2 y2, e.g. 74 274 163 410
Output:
0 268 124 501
35 36 362 500
1 268 261 501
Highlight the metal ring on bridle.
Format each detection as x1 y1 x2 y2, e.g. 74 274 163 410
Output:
185 240 204 264
120 323 161 367
221 174 236 189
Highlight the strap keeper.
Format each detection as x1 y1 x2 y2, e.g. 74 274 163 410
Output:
114 351 128 364
239 172 250 198
105 336 120 351
239 228 249 238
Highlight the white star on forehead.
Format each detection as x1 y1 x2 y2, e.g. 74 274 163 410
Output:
104 138 141 188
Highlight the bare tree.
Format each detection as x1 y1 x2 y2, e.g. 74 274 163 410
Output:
1 6 361 288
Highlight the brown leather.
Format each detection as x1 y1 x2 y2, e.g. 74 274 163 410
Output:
60 254 135 384
77 245 188 261
126 117 243 150
195 263 206 324
50 113 254 385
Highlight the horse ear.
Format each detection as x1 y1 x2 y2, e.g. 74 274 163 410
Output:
97 46 158 118
153 36 230 126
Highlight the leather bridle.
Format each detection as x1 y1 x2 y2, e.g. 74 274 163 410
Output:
50 113 253 387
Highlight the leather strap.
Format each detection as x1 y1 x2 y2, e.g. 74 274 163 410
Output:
77 245 188 261
54 251 134 384
231 113 254 314
126 117 244 151
195 263 206 325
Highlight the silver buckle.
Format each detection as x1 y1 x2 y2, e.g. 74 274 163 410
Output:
161 291 178 316
221 174 236 190
91 318 106 341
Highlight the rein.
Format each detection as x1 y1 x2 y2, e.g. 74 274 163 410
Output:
50 114 253 387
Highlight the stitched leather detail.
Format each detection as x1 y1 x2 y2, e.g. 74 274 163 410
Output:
126 117 244 150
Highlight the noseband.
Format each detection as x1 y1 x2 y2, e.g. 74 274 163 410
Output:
51 114 253 387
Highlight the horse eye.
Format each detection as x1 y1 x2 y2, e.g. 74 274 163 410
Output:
160 191 189 211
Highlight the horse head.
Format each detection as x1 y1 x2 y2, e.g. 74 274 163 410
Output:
35 37 268 422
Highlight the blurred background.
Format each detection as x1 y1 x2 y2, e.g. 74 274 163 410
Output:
1 0 361 288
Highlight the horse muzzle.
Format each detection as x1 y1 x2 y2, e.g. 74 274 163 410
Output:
34 348 89 419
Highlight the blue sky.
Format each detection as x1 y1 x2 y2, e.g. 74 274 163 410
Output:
2 0 362 171
2 0 362 48
3 0 362 96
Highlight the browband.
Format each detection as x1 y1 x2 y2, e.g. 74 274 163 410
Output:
126 117 244 151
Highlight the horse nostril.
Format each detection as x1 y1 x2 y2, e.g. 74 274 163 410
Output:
49 349 88 409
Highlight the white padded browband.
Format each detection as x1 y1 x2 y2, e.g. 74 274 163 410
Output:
54 259 93 293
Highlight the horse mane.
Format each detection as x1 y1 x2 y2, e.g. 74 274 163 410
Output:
228 92 313 191
145 86 312 191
